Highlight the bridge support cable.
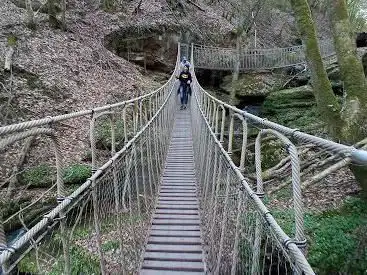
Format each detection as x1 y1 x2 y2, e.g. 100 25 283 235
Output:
0 45 181 274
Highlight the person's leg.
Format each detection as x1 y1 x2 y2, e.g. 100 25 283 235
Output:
183 86 188 107
179 85 184 109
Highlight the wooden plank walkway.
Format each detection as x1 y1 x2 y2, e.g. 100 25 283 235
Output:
140 109 205 275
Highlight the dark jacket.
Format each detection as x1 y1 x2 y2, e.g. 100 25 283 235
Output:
178 71 192 86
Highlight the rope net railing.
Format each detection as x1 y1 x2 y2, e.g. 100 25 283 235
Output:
0 46 181 274
190 46 367 274
187 39 335 70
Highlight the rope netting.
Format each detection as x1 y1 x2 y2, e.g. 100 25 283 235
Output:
0 46 180 274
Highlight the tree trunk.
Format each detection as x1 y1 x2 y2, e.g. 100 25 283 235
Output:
4 47 14 72
61 0 66 30
6 137 34 199
25 0 35 29
230 33 241 106
290 0 343 138
331 0 367 142
48 0 59 28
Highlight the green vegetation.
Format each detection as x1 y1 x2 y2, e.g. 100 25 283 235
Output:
102 240 120 252
19 163 55 188
262 85 324 134
19 163 91 188
63 164 91 185
95 119 125 150
7 34 17 46
18 245 100 274
50 246 100 275
272 197 367 274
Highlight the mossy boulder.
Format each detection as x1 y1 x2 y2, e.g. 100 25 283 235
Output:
19 163 91 188
262 85 321 133
220 73 281 98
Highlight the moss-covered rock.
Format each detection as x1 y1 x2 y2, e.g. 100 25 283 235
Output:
19 163 91 188
262 85 322 133
220 73 282 98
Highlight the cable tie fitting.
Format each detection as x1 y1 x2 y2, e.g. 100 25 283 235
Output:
54 215 66 221
0 245 16 253
291 128 300 138
56 196 65 204
283 238 295 249
285 143 292 153
46 116 54 127
256 192 265 199
43 214 53 225
294 239 307 248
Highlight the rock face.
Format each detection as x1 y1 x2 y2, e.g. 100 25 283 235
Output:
363 53 367 77
356 32 367 48
104 30 180 73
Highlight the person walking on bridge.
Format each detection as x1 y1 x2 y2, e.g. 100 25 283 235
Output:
177 64 192 110
180 56 191 71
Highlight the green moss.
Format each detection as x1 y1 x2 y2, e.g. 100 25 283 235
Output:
19 164 56 188
273 197 367 274
260 140 286 170
19 163 91 188
262 86 321 133
102 240 120 252
7 34 17 46
63 164 91 185
95 119 125 150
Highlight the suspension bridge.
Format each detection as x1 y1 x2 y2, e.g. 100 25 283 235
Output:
0 42 367 275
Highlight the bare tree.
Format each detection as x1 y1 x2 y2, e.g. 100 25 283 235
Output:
25 0 35 29
219 0 267 104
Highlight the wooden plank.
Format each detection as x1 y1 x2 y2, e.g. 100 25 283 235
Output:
157 205 198 210
152 219 200 225
160 193 196 197
157 202 198 206
151 225 200 231
142 260 204 272
150 230 201 237
148 236 202 245
144 251 202 261
140 269 204 275
159 198 197 201
145 244 202 253
155 209 198 215
153 214 199 220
